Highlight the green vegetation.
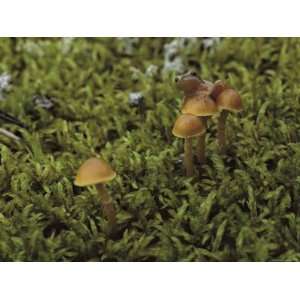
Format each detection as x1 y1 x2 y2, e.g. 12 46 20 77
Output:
0 37 299 261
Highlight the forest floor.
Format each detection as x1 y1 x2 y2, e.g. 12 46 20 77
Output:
0 37 299 261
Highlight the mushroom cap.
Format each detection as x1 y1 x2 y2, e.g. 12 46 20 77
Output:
216 89 242 112
176 74 203 95
74 158 116 187
172 114 206 138
210 80 231 100
176 71 212 95
181 92 218 116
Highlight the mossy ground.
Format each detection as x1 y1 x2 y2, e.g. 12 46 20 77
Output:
0 37 299 261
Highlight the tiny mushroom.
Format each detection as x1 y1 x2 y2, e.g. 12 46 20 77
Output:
210 80 230 100
211 80 242 152
175 71 211 96
181 92 218 164
74 157 117 227
172 114 206 176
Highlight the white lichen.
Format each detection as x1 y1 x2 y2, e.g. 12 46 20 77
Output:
118 38 140 55
203 37 221 49
23 40 44 56
145 64 158 77
61 37 75 54
163 38 198 73
33 95 54 109
0 73 11 100
128 92 144 106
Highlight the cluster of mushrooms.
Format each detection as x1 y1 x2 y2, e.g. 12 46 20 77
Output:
172 71 242 176
73 71 242 229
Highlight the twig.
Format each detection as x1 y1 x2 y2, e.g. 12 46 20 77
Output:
0 128 20 141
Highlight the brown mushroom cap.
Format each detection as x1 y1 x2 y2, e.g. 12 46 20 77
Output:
176 71 212 95
172 114 206 138
74 158 116 187
210 80 231 100
216 89 242 112
176 74 203 95
181 92 218 116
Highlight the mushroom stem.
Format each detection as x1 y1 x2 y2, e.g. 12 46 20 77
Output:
196 117 207 164
96 183 116 227
184 137 194 176
217 110 229 152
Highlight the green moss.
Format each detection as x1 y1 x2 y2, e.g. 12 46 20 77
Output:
0 37 299 261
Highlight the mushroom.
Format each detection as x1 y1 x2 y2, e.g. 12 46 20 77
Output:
210 80 230 100
172 114 206 176
176 71 217 164
181 93 218 163
175 71 211 96
74 157 117 227
211 81 242 152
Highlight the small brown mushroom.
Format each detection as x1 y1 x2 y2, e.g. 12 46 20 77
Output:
210 80 230 100
74 158 117 227
214 88 242 152
172 114 206 176
181 93 218 163
175 71 210 96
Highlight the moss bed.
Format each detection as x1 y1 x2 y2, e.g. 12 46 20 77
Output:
0 37 299 261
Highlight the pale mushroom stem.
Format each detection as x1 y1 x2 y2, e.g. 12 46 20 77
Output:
217 110 229 152
96 183 116 227
196 117 207 164
184 137 194 177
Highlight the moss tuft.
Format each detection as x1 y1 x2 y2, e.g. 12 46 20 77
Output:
0 37 299 261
